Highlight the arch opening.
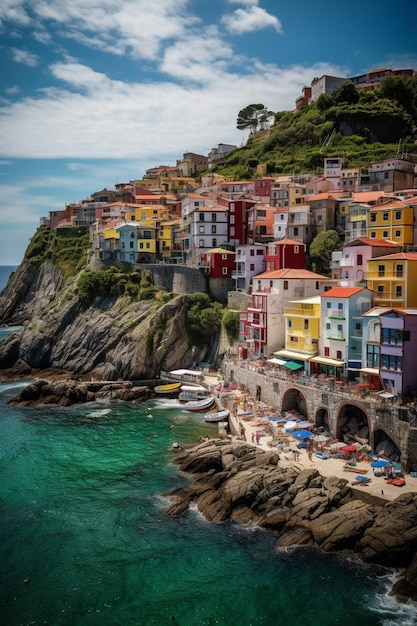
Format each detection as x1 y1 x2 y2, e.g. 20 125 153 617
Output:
282 388 307 418
374 428 401 463
336 404 369 446
315 408 330 434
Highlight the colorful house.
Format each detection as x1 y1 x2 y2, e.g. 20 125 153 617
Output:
240 269 334 358
379 309 417 399
264 238 306 271
367 201 414 246
313 286 373 378
336 238 401 286
232 244 266 293
275 296 321 369
365 252 417 307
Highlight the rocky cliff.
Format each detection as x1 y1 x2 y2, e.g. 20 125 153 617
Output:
0 260 208 380
164 438 417 603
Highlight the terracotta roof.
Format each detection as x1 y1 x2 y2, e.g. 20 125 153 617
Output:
320 286 366 298
352 191 396 203
272 238 305 246
369 252 417 261
308 192 343 201
254 268 330 280
345 238 399 247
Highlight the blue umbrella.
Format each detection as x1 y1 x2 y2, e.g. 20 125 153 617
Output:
292 429 313 440
371 459 389 468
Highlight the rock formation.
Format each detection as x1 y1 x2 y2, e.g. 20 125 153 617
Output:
163 438 417 603
0 260 207 380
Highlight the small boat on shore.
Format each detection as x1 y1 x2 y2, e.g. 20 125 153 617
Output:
154 382 181 395
182 396 215 412
204 409 230 423
179 386 211 404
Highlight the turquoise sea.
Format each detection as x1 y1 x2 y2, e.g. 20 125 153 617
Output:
1 381 417 626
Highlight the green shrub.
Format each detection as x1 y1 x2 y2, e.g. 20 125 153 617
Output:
223 310 240 344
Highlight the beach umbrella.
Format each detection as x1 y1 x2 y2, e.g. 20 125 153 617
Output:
340 444 357 452
292 429 314 440
371 459 389 468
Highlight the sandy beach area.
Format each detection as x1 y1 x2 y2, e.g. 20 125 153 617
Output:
204 374 417 503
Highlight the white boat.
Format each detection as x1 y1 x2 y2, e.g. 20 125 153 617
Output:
182 396 215 412
179 390 211 404
203 408 230 423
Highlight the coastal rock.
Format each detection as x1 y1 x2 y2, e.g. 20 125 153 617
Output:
390 553 417 603
0 260 209 381
7 378 151 406
163 439 417 602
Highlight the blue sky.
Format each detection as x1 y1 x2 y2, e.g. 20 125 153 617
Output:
0 0 415 265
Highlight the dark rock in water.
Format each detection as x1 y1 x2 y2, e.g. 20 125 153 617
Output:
7 377 151 406
163 438 417 603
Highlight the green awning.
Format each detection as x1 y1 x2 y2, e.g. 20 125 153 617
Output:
282 361 304 371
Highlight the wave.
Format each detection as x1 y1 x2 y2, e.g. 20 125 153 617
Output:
369 570 417 624
86 408 112 418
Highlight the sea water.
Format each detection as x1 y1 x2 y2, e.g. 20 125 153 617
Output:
1 381 417 626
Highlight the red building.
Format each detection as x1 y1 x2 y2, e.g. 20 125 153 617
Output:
200 248 236 278
264 238 306 270
217 198 255 246
254 178 274 198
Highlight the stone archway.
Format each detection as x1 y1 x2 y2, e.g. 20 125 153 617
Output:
315 407 330 433
374 428 401 463
336 403 370 446
282 387 308 418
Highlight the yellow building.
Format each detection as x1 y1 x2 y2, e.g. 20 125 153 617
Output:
367 201 414 247
365 253 417 307
126 204 170 223
277 296 321 359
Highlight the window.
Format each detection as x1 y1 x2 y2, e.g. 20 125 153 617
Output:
230 203 235 212
378 265 385 277
377 285 384 294
383 231 388 238
370 213 376 222
337 324 343 332
381 328 403 345
326 302 331 309
395 230 401 238
315 281 319 290
250 249 254 256
324 347 330 356
199 239 204 247
250 264 255 271
383 212 389 221
222 267 228 275
396 285 403 298
283 280 288 290
326 322 331 330
371 232 376 238
199 225 205 233
294 246 299 253
256 249 263 255
395 211 402 220
222 254 227 260
199 214 205 221
230 227 235 236
337 302 343 310
294 227 298 236
344 271 349 279
357 254 363 265
211 225 217 234
211 214 217 222
212 238 217 247
304 319 309 330
129 241 134 249
396 264 403 277
336 350 342 360
366 344 379 368
288 320 292 328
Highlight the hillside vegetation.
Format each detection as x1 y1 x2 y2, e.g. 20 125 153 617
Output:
211 75 417 179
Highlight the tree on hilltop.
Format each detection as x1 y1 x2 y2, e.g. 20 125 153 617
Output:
237 104 275 134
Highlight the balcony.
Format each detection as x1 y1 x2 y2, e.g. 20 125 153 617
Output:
326 331 346 341
328 310 345 319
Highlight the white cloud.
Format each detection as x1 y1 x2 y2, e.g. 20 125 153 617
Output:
10 47 39 67
222 6 283 35
0 59 345 161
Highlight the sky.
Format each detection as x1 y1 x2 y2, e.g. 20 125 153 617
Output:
0 0 416 265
